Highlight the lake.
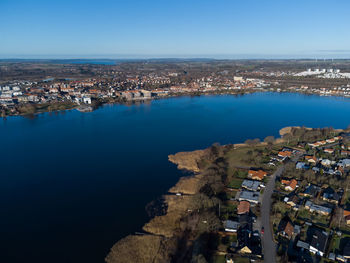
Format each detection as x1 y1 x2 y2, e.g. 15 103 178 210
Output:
1 92 350 263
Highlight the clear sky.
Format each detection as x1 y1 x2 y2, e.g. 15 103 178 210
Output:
1 0 350 59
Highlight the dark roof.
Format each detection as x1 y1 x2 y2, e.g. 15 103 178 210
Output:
310 229 328 253
323 187 340 201
343 240 350 257
239 215 252 236
304 184 320 196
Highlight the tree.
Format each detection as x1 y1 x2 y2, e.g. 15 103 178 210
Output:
264 136 275 145
245 138 260 146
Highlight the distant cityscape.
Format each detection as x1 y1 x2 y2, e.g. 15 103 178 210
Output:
1 60 350 117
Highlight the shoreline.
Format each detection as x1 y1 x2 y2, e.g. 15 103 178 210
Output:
105 126 322 262
2 89 350 119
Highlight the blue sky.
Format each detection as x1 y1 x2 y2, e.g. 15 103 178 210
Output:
1 0 350 58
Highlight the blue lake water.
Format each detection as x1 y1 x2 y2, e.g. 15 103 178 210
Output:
1 92 350 263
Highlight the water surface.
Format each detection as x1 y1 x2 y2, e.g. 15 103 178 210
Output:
1 93 350 263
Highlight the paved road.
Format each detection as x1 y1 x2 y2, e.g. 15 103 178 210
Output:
261 166 283 263
261 154 302 262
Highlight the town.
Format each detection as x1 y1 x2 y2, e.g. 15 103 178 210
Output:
215 128 350 262
1 60 350 117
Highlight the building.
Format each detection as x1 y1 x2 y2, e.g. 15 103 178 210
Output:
322 187 341 204
224 220 239 232
278 151 292 158
324 148 334 154
237 201 250 215
284 195 300 208
238 191 259 204
305 156 317 164
278 219 294 239
248 169 267 181
241 180 261 191
296 162 309 170
82 97 92 104
281 179 298 191
309 229 328 257
304 201 332 215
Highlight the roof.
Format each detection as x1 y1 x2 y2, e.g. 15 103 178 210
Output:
297 240 310 250
296 162 309 169
343 240 350 257
305 201 332 214
248 169 267 180
282 179 298 190
323 187 340 201
288 179 298 190
303 184 320 196
278 219 294 238
241 180 260 191
305 155 317 162
310 229 328 253
224 220 239 231
238 201 250 214
238 191 260 203
278 151 292 157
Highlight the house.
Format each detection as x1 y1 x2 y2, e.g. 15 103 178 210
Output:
248 169 267 181
339 159 350 168
322 187 341 204
343 240 350 260
237 201 250 215
82 96 92 104
296 240 310 250
305 155 317 164
278 218 294 239
309 142 321 148
321 159 332 166
225 254 234 263
241 180 260 191
296 162 309 170
304 201 332 215
326 138 336 144
284 195 300 208
324 148 334 154
281 179 298 191
345 215 350 225
237 219 262 257
278 151 292 158
319 140 327 145
344 210 350 217
309 229 329 257
224 220 239 232
238 191 259 204
302 184 321 197
312 167 320 173
341 150 350 156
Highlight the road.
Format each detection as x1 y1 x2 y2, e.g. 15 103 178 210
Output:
261 165 283 263
261 154 301 262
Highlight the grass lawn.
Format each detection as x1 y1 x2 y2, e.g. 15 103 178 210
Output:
329 235 341 253
228 178 244 189
329 233 350 254
232 257 250 263
225 145 268 168
210 255 225 263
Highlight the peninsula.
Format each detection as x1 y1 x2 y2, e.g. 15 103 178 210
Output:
106 126 350 262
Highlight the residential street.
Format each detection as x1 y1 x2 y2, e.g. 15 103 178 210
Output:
261 154 302 262
261 165 283 263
